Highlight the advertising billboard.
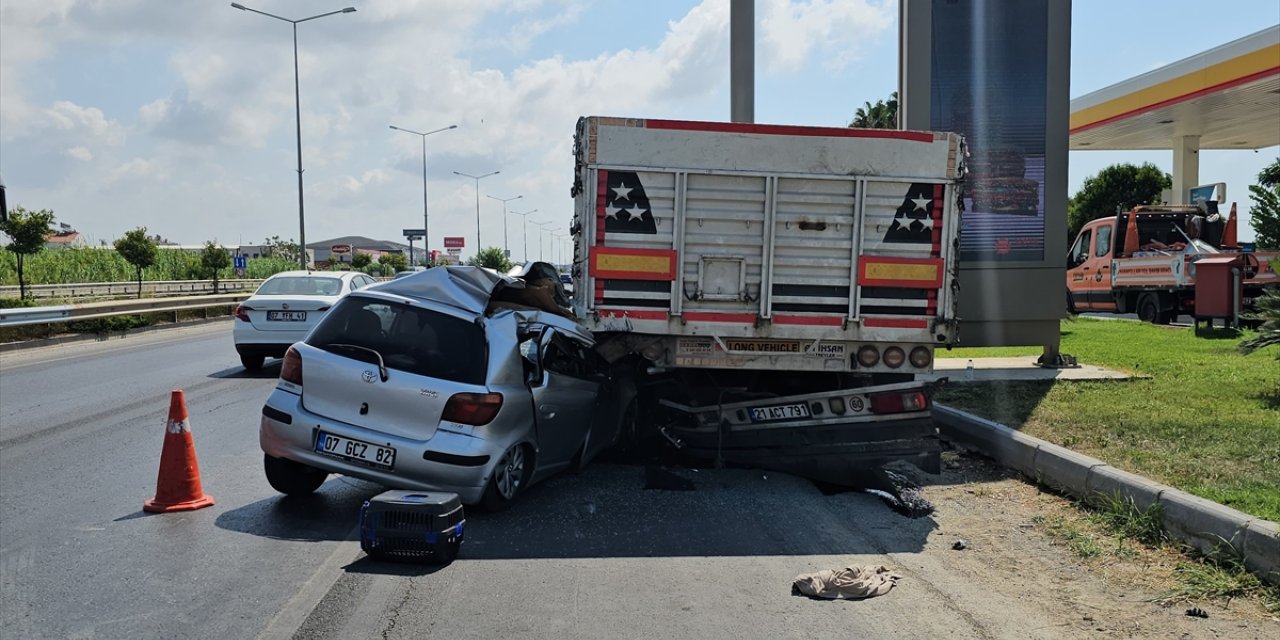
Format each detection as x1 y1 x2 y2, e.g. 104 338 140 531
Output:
443 236 465 249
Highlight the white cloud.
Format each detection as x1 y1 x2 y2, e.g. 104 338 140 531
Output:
67 146 93 161
44 101 125 145
106 158 166 185
759 0 893 72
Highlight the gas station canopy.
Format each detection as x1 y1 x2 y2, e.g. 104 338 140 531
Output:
1069 26 1279 151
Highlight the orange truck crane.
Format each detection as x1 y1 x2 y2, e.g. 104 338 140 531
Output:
1066 203 1278 324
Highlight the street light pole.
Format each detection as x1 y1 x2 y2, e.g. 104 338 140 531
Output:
486 194 522 259
511 209 538 263
230 3 357 270
390 124 457 262
533 222 557 262
453 170 499 257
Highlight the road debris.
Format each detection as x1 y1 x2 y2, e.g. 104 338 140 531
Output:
1185 607 1209 619
952 539 969 551
792 565 901 600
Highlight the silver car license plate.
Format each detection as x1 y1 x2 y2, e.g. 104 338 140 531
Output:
267 311 307 321
315 432 396 469
748 402 812 423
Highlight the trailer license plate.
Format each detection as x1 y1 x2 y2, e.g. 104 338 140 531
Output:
316 432 396 469
749 403 811 423
268 311 307 321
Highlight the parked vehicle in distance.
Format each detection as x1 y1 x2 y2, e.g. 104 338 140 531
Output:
394 266 429 279
234 270 377 370
259 264 623 510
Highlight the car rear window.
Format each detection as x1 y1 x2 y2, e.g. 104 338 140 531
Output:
307 296 487 384
257 276 342 296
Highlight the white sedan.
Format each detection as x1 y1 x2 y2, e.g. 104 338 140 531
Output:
233 270 378 370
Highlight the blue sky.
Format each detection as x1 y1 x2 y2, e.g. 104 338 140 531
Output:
1 0 1276 259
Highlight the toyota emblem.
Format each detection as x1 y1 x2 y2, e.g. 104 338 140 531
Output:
361 370 377 383
282 303 290 309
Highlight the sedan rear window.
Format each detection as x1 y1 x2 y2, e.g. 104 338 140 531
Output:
257 276 342 296
307 297 487 384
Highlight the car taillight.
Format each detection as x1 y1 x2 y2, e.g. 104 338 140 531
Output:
235 304 253 322
442 393 503 426
281 346 303 385
869 391 928 414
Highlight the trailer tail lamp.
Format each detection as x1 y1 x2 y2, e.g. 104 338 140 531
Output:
883 346 906 369
909 346 932 369
869 391 929 414
280 346 303 385
856 345 880 368
829 397 847 415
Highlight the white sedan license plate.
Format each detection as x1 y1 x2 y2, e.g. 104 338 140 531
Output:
316 432 396 469
749 402 812 423
267 311 307 321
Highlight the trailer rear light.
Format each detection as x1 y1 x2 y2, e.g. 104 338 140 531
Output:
869 391 929 414
829 397 846 415
442 393 504 426
856 345 880 368
280 346 303 385
235 304 253 322
883 346 906 368
909 346 932 368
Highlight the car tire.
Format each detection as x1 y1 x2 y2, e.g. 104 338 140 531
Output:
481 444 529 512
263 454 328 496
1066 289 1076 315
241 354 265 371
1136 294 1160 324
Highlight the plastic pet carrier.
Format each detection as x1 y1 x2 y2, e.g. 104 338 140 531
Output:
359 491 465 563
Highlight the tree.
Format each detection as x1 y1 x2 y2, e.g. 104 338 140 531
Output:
262 235 304 265
466 246 513 272
350 251 372 269
1248 157 1280 249
0 206 55 299
1067 163 1171 244
200 242 231 293
114 228 158 298
377 252 408 274
1239 288 1280 358
849 91 898 129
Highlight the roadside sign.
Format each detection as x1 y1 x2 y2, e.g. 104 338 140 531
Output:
331 244 351 254
233 255 247 269
444 236 465 249
402 228 426 238
504 249 511 258
446 247 462 255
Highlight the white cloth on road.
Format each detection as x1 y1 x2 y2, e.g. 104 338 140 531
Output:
792 565 900 600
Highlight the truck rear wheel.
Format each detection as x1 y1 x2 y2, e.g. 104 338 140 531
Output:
1137 294 1160 324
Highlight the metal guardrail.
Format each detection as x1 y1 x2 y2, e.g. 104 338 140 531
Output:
0 294 250 328
0 279 263 301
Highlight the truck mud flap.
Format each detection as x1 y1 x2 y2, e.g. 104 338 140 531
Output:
668 417 942 486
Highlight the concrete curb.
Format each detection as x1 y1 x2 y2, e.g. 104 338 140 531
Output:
0 315 232 353
933 404 1279 586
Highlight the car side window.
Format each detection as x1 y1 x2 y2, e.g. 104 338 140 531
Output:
1069 229 1092 266
542 333 592 379
1094 225 1112 258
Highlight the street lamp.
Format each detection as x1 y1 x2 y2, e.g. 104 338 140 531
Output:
230 2 357 269
453 170 499 256
485 194 522 259
553 233 570 267
390 124 457 260
510 209 538 262
533 222 557 262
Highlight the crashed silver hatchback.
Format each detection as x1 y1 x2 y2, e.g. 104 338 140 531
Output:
259 263 622 510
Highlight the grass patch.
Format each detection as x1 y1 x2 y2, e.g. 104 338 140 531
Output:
936 317 1280 522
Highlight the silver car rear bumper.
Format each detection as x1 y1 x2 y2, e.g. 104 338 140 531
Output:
259 388 496 504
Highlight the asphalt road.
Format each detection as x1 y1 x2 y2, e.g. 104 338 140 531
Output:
0 322 384 640
2 323 1274 639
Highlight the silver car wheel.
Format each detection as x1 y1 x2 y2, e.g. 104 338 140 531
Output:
495 445 525 500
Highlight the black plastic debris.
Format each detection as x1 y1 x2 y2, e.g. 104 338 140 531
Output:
868 470 935 519
359 491 464 564
1185 607 1209 619
952 539 968 551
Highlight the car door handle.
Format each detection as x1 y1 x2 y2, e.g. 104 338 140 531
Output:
539 404 559 417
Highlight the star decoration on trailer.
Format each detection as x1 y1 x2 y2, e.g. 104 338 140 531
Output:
603 171 657 234
882 183 936 244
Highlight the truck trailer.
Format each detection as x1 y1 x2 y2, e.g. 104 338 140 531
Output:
568 117 967 483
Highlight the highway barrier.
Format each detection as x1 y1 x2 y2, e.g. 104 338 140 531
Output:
0 279 262 301
0 294 249 328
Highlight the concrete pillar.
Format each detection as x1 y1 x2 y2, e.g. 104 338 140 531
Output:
1171 135 1200 204
730 0 754 123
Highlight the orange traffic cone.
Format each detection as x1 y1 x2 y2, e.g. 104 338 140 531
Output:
143 390 215 513
1122 209 1140 256
1220 202 1239 249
